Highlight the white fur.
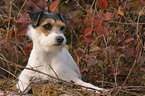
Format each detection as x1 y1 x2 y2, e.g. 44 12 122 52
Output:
16 25 105 93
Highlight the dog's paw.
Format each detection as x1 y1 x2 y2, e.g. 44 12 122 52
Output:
16 81 30 93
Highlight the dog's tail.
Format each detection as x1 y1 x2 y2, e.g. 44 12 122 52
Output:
74 79 105 93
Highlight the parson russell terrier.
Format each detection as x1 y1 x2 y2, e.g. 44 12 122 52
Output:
16 11 106 93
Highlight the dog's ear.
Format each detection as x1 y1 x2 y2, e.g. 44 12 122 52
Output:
53 13 67 26
29 11 43 26
61 14 67 26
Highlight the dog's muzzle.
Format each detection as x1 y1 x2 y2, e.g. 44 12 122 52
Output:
55 36 64 46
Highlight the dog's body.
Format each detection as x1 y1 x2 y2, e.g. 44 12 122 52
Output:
16 11 105 93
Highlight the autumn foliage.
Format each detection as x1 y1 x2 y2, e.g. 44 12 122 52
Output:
0 0 145 95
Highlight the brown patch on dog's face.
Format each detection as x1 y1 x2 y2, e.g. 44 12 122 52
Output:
56 20 66 31
35 18 66 36
56 20 65 28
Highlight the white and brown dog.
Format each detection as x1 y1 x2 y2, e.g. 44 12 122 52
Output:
16 11 105 93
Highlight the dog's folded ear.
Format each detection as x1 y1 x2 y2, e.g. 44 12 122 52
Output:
53 13 67 26
61 14 67 26
29 11 44 26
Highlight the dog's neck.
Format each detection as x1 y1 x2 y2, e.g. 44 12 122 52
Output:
33 43 59 56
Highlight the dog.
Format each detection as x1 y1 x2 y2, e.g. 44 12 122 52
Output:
16 11 105 93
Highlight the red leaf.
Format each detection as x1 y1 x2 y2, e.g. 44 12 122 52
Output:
98 25 107 34
81 68 89 72
50 0 60 13
94 22 107 35
102 12 113 21
84 28 93 36
15 14 29 28
16 24 28 36
24 43 32 52
7 36 10 40
94 20 102 29
17 15 29 24
37 0 47 9
124 46 134 58
11 30 16 38
98 0 108 10
84 36 94 43
139 0 145 6
87 58 98 66
125 37 134 43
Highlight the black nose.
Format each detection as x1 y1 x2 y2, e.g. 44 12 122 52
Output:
56 36 64 43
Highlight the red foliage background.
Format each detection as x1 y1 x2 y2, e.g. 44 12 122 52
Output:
0 0 145 95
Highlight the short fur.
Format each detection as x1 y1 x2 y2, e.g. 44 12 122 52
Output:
16 11 105 93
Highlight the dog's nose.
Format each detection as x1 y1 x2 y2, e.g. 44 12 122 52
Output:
56 36 64 43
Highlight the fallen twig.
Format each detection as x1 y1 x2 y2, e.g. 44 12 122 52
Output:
108 21 145 25
0 56 106 93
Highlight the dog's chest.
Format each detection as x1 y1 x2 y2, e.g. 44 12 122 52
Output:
28 51 64 79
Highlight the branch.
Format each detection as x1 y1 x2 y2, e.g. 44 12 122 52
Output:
10 40 31 45
17 0 28 18
114 38 143 96
77 43 89 65
28 0 43 11
108 21 145 25
0 67 17 79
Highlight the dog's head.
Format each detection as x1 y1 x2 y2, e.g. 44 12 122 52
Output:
28 11 67 52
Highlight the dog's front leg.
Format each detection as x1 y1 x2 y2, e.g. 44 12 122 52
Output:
16 69 34 92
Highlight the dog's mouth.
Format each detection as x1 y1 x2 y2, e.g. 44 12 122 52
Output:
54 43 64 46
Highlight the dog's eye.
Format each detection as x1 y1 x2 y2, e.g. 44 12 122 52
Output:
43 23 52 30
60 26 65 31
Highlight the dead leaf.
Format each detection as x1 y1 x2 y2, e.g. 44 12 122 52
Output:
95 25 107 35
124 46 134 58
37 0 47 9
17 14 29 24
84 36 94 43
125 37 134 43
24 43 33 52
139 0 145 6
50 0 60 13
98 0 108 10
15 14 29 28
102 12 113 21
83 16 92 28
86 8 93 14
94 20 102 29
84 28 93 36
87 58 98 66
69 10 83 19
118 6 124 16
104 59 108 64
16 24 28 36
90 46 101 52
81 67 89 72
